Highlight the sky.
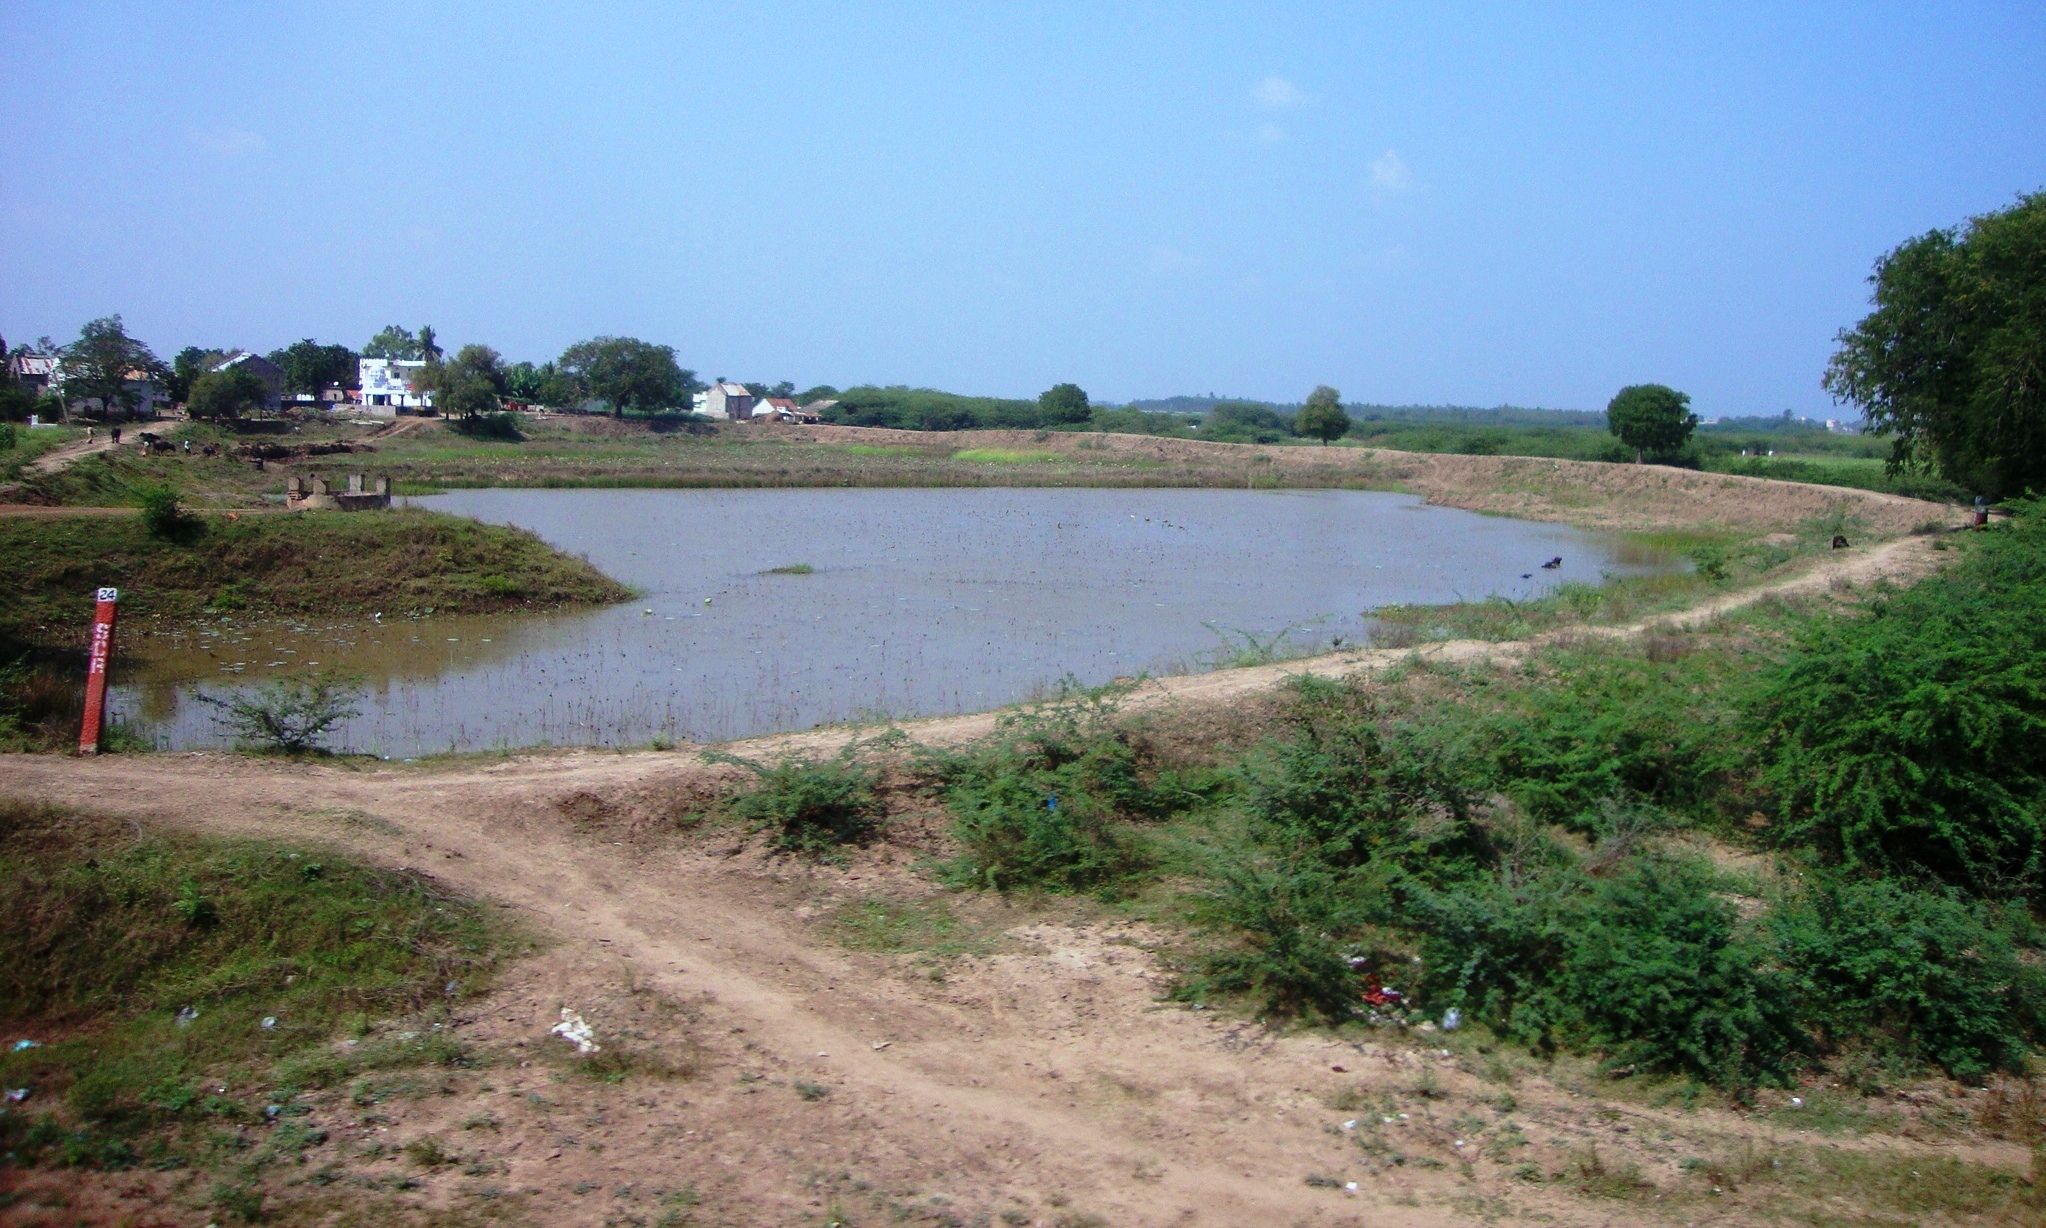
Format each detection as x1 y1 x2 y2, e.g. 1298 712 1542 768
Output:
2 2 2042 415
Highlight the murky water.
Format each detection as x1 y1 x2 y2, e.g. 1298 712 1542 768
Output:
109 488 1679 754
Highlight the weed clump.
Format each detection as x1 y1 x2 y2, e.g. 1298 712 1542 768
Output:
932 681 1214 894
1769 875 2046 1081
710 744 886 854
1405 854 1803 1088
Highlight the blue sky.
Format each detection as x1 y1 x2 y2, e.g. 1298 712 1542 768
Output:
3 2 2041 414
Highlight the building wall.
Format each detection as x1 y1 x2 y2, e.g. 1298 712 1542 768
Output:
358 358 434 408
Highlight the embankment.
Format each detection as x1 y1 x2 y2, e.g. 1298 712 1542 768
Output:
0 508 630 647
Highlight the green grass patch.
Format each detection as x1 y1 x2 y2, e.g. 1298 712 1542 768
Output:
829 896 991 958
837 444 934 458
762 562 814 575
951 447 1062 464
0 507 630 645
0 798 512 1172
0 425 83 483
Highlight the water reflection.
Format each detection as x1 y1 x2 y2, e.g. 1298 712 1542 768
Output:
111 488 1681 754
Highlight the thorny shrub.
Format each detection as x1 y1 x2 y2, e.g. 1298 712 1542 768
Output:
932 680 1217 894
1751 502 2046 899
709 743 887 854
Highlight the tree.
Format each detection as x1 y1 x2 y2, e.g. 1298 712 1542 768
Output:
268 339 357 400
504 360 547 401
1038 383 1091 425
417 325 441 361
1824 191 2046 498
165 346 225 403
1202 401 1291 443
59 315 167 419
556 336 694 416
1294 385 1351 444
412 344 506 418
363 325 421 360
1606 384 1697 463
186 366 269 421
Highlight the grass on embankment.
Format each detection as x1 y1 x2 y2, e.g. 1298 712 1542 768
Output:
0 508 631 647
1365 509 1900 645
0 799 510 1184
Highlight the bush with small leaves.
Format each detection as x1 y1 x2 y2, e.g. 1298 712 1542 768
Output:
199 673 364 755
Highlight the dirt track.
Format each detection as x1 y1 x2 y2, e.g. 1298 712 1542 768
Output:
6 529 2023 1227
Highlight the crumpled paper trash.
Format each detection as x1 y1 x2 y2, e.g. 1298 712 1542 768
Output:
550 1008 601 1054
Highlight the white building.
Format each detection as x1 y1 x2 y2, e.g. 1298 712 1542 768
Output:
359 358 434 410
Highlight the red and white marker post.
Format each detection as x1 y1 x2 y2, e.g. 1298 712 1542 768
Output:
78 586 119 755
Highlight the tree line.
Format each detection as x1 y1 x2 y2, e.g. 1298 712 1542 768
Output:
6 189 2037 494
0 321 710 423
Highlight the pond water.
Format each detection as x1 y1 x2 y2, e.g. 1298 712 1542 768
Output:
110 488 1679 755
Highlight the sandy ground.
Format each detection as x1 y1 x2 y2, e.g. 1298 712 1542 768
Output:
6 529 2029 1228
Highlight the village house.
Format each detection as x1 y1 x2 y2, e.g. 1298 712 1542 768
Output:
358 357 434 413
210 351 284 414
51 361 170 420
698 381 758 420
7 351 55 396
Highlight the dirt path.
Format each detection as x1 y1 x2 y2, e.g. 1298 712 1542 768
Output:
22 434 116 476
4 526 2013 1227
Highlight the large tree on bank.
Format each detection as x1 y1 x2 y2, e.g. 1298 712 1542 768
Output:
1825 191 2046 498
1294 385 1351 444
1606 384 1697 464
59 316 168 420
557 336 694 416
1038 383 1091 425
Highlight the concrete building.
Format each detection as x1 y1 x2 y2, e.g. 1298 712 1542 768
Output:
286 472 392 511
359 358 434 410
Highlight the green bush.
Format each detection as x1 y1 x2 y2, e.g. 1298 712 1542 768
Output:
1239 676 1489 883
135 484 200 542
1172 845 1368 1022
1473 645 1745 833
198 673 363 754
0 421 17 450
941 764 1145 892
934 684 1208 892
1404 854 1803 1088
1770 876 2046 1080
712 747 885 854
450 411 525 442
1750 507 2046 897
